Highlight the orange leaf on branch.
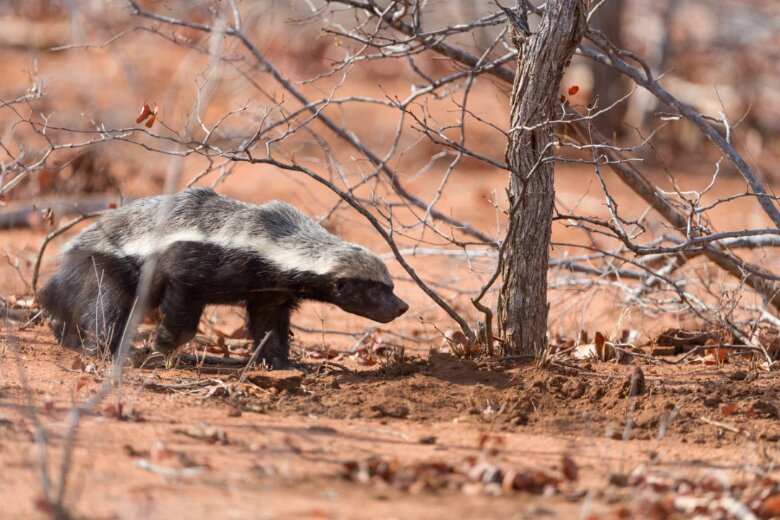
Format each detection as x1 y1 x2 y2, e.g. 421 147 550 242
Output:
136 102 159 127
145 111 157 128
136 102 152 123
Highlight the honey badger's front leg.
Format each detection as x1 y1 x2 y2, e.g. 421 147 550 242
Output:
154 280 205 353
246 297 295 369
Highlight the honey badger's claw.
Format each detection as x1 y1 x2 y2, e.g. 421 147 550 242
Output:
268 357 292 370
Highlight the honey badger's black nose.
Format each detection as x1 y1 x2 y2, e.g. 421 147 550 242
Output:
392 294 409 319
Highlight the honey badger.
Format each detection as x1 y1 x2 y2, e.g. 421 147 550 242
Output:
38 187 409 368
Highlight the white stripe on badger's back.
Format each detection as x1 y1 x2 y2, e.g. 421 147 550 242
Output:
246 233 338 275
107 228 338 276
64 188 391 283
120 230 207 258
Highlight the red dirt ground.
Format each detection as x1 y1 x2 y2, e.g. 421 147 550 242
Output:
1 327 779 519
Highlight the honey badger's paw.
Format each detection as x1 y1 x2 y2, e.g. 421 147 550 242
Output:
266 357 292 370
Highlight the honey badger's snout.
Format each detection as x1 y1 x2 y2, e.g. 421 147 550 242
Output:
360 291 409 323
393 296 410 317
377 291 409 323
330 279 409 323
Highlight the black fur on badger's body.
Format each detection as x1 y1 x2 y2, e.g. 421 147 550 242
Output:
38 187 408 368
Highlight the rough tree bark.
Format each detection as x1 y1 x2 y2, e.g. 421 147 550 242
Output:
497 0 588 356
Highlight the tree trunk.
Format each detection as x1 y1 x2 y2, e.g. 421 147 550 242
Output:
497 0 587 356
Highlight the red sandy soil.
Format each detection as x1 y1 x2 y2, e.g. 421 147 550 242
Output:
1 327 779 519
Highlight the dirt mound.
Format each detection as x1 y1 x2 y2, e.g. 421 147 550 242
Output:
260 352 780 446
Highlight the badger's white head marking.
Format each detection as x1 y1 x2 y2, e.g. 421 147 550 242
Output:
329 245 393 285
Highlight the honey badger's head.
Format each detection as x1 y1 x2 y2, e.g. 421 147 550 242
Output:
326 245 408 323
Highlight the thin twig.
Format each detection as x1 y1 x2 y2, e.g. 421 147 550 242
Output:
238 331 273 383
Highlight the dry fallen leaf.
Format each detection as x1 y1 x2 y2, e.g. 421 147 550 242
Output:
760 493 780 517
71 356 86 372
573 342 597 359
149 440 171 463
75 375 91 392
594 332 606 359
562 455 578 482
356 356 377 366
594 332 615 361
41 207 54 227
145 111 157 128
102 403 122 419
442 329 475 357
719 402 738 416
703 339 728 364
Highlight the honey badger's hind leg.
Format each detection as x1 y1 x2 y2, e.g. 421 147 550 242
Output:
39 256 134 355
76 266 134 356
38 270 80 348
246 297 297 370
153 280 205 354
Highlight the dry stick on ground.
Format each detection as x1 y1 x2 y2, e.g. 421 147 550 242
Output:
670 344 772 366
0 195 117 230
700 417 746 436
238 331 273 383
